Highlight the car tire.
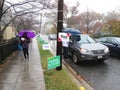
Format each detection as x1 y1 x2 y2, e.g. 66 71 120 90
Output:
72 52 79 64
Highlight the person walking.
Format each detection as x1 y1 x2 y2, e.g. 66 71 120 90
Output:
20 32 30 60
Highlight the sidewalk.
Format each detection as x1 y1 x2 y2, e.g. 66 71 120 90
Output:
0 38 46 90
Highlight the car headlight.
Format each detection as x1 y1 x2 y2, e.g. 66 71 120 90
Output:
80 48 93 54
104 47 109 53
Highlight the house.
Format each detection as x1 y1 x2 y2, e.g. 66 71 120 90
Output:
3 26 16 40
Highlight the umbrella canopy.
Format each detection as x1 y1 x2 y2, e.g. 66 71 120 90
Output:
18 30 36 38
62 28 81 35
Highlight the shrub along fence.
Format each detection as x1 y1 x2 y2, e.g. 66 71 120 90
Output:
0 39 18 64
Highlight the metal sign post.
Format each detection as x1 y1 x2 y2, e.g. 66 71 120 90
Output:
56 0 63 70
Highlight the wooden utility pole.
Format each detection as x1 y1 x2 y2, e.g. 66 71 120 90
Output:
56 0 63 70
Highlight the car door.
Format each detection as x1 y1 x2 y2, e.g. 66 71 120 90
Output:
98 37 119 56
110 39 120 56
105 38 118 56
116 44 120 57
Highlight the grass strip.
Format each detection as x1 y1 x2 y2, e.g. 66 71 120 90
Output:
37 38 79 90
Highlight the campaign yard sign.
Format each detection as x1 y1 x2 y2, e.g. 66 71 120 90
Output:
48 55 60 70
42 44 50 50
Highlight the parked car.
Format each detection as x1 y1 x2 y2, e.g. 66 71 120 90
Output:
97 37 120 57
48 34 57 40
62 28 109 63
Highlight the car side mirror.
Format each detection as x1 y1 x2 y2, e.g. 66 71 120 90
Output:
75 35 81 41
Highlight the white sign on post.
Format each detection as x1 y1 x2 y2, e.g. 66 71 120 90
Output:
42 44 50 50
58 32 70 42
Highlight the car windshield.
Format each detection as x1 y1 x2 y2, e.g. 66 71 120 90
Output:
116 38 120 44
77 35 96 44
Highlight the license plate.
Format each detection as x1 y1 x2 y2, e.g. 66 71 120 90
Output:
98 56 102 59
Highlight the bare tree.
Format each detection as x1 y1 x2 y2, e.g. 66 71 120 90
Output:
69 1 80 17
13 14 38 32
0 0 53 41
104 10 120 22
66 1 80 28
79 10 104 34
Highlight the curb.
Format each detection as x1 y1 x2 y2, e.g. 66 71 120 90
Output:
63 60 94 90
50 48 94 90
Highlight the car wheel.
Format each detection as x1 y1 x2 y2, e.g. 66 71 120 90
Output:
72 52 79 64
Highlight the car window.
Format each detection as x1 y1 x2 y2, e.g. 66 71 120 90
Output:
103 38 119 45
98 37 108 42
106 38 113 43
106 38 117 44
78 35 95 44
116 38 120 44
112 39 118 44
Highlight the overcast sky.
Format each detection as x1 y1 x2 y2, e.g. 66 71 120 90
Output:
64 0 120 13
6 0 120 14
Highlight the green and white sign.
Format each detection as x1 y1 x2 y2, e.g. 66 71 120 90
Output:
48 55 60 70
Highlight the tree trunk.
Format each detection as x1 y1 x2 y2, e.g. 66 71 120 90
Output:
0 31 4 42
0 0 5 42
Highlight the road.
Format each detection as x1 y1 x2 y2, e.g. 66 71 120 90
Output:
64 57 120 90
41 35 120 90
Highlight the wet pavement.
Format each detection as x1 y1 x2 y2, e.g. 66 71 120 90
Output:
64 57 120 90
0 38 46 90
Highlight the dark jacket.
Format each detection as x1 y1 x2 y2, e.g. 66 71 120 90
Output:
20 37 30 48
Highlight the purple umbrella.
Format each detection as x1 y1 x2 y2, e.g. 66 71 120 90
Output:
18 30 36 38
